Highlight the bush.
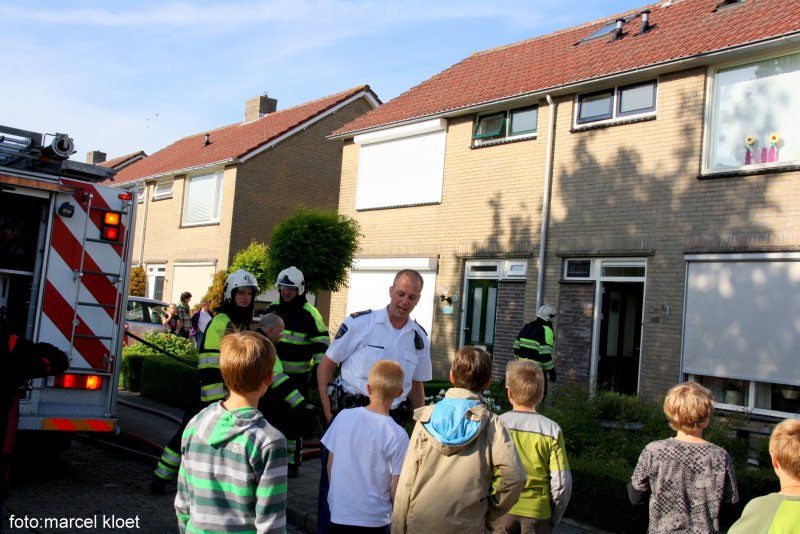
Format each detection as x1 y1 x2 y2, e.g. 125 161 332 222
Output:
139 354 198 409
129 266 146 297
120 331 198 401
120 353 146 392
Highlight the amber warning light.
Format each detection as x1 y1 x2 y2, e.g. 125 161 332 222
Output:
100 212 121 241
53 374 103 390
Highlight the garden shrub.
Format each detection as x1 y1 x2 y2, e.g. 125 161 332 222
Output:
120 353 146 392
139 354 198 409
121 331 198 402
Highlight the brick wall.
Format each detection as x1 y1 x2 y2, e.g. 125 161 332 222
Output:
553 282 595 392
491 281 527 380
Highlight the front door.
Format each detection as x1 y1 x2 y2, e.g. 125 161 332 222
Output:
597 282 643 395
463 279 498 354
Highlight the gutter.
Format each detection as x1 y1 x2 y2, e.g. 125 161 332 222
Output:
536 95 557 310
329 31 800 141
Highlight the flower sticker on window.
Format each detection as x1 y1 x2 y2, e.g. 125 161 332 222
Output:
744 135 757 165
768 132 781 163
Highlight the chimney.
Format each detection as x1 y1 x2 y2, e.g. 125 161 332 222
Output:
640 10 651 34
613 18 625 40
87 150 106 165
244 95 278 122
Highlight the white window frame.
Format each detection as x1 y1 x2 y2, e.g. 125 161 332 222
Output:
152 180 173 201
136 183 145 204
702 49 800 175
182 171 223 226
682 253 800 418
574 80 657 127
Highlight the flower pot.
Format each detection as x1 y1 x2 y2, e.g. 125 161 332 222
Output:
781 387 800 400
724 390 742 405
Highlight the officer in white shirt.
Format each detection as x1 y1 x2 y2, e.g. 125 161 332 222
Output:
316 269 432 424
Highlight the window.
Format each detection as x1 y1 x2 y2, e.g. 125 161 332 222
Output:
706 51 800 173
354 119 446 210
152 180 173 200
183 171 223 225
564 259 591 278
473 106 538 145
683 254 800 417
576 81 657 125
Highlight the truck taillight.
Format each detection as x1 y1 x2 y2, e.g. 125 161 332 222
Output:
53 374 103 390
100 212 121 241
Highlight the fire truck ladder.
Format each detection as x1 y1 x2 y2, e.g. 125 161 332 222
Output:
68 192 128 373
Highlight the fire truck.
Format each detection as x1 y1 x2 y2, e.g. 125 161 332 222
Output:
0 124 135 433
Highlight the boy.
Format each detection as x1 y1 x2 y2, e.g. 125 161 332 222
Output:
490 360 571 534
392 346 525 534
175 330 288 533
728 418 800 533
321 360 410 533
628 381 738 533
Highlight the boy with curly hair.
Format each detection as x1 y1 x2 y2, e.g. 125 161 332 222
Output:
628 381 738 533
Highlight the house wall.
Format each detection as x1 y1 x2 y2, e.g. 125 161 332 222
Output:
137 166 237 301
232 96 375 323
333 107 551 378
547 66 800 402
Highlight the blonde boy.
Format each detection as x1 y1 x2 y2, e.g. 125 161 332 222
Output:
392 347 525 534
321 360 410 533
490 360 571 534
175 331 287 533
629 381 738 533
729 418 800 533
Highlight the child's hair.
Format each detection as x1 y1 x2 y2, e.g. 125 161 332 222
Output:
452 346 492 392
220 330 275 394
663 381 714 433
506 359 544 407
368 360 404 402
769 418 800 480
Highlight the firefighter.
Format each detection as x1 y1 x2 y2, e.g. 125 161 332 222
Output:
265 266 329 478
513 304 558 399
151 269 259 494
1 329 68 512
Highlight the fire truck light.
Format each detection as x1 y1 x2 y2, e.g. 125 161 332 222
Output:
118 192 132 201
101 226 119 240
54 374 103 390
103 212 120 225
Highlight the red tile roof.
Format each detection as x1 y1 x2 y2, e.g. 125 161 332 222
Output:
114 85 378 184
98 151 146 170
334 0 800 136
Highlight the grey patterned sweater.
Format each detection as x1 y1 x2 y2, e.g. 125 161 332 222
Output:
630 438 738 534
175 401 288 533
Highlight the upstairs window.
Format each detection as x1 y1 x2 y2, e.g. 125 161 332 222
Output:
473 106 538 145
706 51 800 174
183 171 223 225
576 80 657 125
152 180 173 200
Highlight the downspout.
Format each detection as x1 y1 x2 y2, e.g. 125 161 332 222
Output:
535 94 557 309
137 181 148 266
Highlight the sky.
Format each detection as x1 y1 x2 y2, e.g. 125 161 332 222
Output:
1 0 651 161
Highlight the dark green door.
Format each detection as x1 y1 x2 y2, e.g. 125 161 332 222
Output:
463 279 498 354
598 282 643 395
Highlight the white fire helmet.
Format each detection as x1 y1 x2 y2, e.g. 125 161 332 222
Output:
276 266 305 296
537 304 557 321
224 269 260 300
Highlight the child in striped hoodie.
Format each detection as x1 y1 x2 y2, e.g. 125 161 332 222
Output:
175 330 288 533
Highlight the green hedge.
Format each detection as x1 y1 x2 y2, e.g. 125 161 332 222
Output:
120 353 146 392
139 354 198 409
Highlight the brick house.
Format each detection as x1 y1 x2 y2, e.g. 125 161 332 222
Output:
111 86 379 316
329 0 800 417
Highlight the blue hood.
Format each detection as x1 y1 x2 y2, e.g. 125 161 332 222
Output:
423 397 482 445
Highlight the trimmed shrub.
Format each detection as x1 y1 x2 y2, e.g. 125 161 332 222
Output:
139 354 198 409
120 353 146 392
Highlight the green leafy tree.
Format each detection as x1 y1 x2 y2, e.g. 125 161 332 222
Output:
267 207 361 293
230 241 270 292
201 270 229 312
129 266 146 296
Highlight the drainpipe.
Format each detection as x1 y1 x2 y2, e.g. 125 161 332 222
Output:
137 181 148 266
536 94 557 310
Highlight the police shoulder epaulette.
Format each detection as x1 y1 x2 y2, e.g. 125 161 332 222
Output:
414 319 427 335
413 330 425 350
349 309 372 318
